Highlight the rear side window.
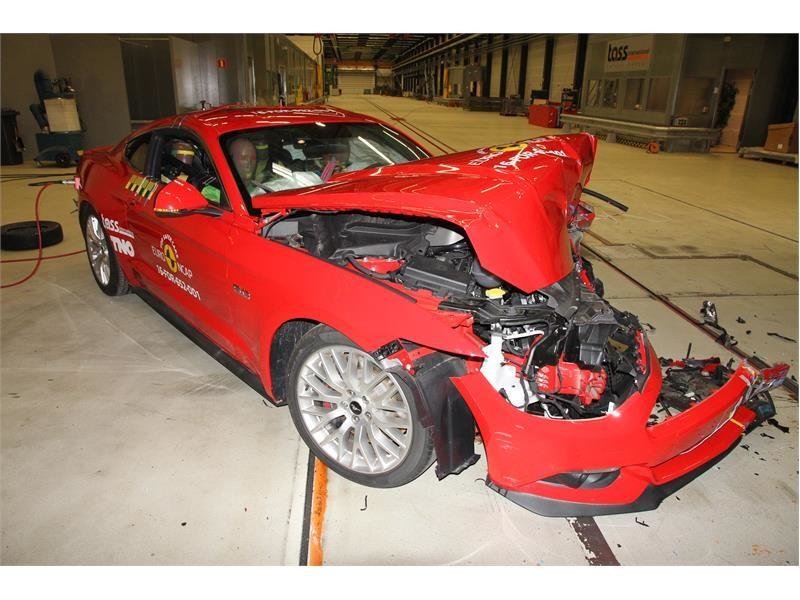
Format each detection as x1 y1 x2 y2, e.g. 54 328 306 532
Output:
125 135 151 173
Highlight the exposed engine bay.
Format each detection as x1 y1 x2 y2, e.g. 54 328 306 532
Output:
265 210 647 420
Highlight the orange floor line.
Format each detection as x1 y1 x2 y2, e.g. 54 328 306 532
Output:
308 458 329 566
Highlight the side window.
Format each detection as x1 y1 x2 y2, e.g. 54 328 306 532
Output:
157 135 227 209
125 135 151 173
646 77 671 112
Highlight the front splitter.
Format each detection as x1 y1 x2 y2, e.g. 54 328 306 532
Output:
486 437 740 517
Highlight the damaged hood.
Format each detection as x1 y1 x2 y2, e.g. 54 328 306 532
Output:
253 133 597 293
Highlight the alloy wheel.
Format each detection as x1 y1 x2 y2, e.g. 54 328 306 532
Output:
296 345 413 474
85 214 111 286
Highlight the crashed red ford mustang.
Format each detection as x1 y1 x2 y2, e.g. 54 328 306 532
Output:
75 105 787 516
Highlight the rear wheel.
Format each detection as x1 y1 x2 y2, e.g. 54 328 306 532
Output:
81 206 130 296
286 325 434 487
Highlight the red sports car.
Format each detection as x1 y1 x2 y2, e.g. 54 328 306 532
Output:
75 105 786 516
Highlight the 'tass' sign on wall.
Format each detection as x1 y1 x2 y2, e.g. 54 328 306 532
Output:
605 35 653 72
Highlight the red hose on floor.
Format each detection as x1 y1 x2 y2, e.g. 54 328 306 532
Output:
0 183 74 289
1 250 84 264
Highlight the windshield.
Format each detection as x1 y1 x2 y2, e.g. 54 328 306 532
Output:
221 122 429 201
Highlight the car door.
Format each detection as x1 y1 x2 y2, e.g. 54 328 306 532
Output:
125 129 242 359
103 132 154 270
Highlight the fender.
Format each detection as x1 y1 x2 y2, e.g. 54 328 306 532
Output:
223 227 486 396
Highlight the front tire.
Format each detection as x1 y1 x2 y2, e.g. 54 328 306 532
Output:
81 205 130 296
286 325 434 488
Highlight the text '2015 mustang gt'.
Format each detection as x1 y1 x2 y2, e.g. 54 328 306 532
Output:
75 105 787 516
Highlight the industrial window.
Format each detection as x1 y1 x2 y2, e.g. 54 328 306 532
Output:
676 77 716 115
600 79 618 108
623 78 645 110
124 135 151 174
647 77 671 112
585 79 601 107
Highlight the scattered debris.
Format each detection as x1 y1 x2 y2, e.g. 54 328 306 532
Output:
659 357 731 413
616 543 622 548
754 473 760 476
736 317 746 324
746 330 752 335
767 332 797 343
701 301 719 326
360 495 368 512
675 496 680 501
244 507 247 512
699 301 737 346
642 322 656 332
181 522 187 527
741 444 750 451
635 517 650 527
760 432 775 439
759 458 766 461
767 418 790 434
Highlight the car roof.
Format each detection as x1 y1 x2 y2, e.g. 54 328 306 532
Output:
136 104 381 140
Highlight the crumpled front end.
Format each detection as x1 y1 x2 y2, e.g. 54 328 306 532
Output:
254 131 788 516
446 277 788 516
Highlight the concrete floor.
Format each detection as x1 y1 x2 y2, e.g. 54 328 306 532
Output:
1 96 797 565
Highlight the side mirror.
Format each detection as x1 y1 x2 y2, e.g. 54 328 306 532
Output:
154 178 222 217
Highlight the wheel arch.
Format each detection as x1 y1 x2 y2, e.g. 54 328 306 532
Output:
264 316 481 479
78 197 92 227
267 318 320 404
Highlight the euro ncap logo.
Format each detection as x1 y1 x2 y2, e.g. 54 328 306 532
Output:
488 142 528 153
158 233 193 279
163 242 179 273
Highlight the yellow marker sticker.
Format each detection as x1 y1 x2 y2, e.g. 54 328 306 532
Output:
488 142 528 153
134 177 149 196
163 243 179 273
142 180 156 198
145 181 159 200
485 287 506 299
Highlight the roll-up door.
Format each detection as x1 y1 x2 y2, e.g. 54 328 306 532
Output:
338 71 375 94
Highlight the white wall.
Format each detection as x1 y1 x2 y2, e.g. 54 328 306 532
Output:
549 34 578 102
526 38 547 96
489 50 502 97
505 44 522 97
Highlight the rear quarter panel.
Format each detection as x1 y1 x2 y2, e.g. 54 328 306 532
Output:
78 147 141 285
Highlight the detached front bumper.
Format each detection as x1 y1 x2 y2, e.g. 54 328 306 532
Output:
451 341 787 517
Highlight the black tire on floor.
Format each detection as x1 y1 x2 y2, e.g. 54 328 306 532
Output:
79 204 130 296
0 220 63 251
286 324 435 488
55 152 72 168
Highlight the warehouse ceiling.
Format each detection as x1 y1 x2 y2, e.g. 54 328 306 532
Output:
320 34 435 63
